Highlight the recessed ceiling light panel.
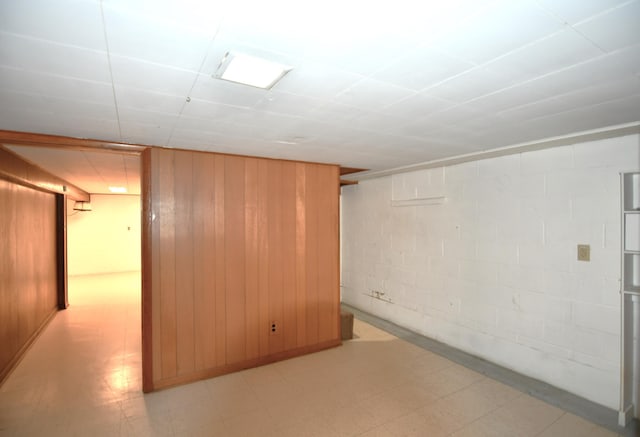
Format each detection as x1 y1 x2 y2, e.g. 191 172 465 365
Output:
214 52 292 89
108 186 127 193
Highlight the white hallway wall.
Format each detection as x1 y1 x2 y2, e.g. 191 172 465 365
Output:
341 134 640 410
68 194 141 276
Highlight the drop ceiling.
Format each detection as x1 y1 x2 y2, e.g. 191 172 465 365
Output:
4 145 141 195
1 0 639 181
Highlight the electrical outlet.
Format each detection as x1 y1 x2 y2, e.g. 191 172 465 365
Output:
270 322 277 334
577 244 590 262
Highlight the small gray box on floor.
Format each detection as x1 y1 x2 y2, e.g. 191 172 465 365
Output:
341 311 353 340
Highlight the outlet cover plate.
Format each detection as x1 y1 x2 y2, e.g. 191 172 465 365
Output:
577 244 590 261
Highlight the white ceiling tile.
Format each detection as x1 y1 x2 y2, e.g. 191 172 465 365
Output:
0 90 119 142
332 78 415 110
118 107 179 127
180 99 257 125
606 43 640 74
102 0 225 37
371 48 476 91
0 32 111 83
419 141 485 157
46 98 118 120
0 66 114 104
485 29 603 83
497 96 576 122
463 82 552 113
559 75 640 107
0 0 106 50
306 103 361 125
168 126 235 150
109 55 198 96
297 123 364 146
190 73 268 108
393 0 503 45
101 2 218 71
436 0 565 64
450 112 513 134
424 67 514 103
253 91 324 118
0 104 120 141
521 45 639 96
115 86 187 114
213 2 317 60
514 93 640 137
397 119 445 139
0 90 49 114
575 1 640 52
406 125 481 146
272 62 364 101
534 0 631 25
52 115 120 139
382 93 456 119
239 2 412 75
283 118 346 140
347 112 411 136
472 128 537 149
118 123 173 147
0 107 46 133
303 41 412 77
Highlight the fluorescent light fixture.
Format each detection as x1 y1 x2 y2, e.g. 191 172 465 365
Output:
214 52 291 89
108 186 127 193
73 201 92 212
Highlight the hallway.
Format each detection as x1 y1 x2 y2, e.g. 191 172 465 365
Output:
0 272 141 435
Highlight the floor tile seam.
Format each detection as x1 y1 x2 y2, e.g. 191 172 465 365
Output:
437 390 514 434
531 411 576 437
462 376 528 408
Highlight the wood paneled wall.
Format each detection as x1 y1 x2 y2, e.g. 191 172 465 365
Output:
142 148 340 391
0 179 58 384
0 145 90 202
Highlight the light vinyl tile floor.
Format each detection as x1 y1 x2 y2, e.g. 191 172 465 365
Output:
0 273 628 436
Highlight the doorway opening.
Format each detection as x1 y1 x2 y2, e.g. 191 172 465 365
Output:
5 143 144 396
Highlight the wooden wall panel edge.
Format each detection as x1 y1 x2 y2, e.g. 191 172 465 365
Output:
141 148 154 393
333 166 342 342
0 130 145 154
0 145 89 201
55 195 68 309
151 339 341 391
0 306 57 387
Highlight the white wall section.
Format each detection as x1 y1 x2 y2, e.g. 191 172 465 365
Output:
341 134 640 409
68 194 141 276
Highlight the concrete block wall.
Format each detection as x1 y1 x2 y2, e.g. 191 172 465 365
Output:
341 133 640 409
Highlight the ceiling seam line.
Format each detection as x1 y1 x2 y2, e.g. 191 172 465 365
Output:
81 149 108 190
99 0 123 142
165 18 226 148
417 43 629 117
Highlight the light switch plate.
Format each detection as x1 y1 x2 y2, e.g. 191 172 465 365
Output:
577 244 590 262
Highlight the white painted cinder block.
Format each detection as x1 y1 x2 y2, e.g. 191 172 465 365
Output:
340 133 639 409
520 144 574 175
573 135 640 169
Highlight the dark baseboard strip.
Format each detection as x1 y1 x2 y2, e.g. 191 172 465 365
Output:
341 303 638 437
